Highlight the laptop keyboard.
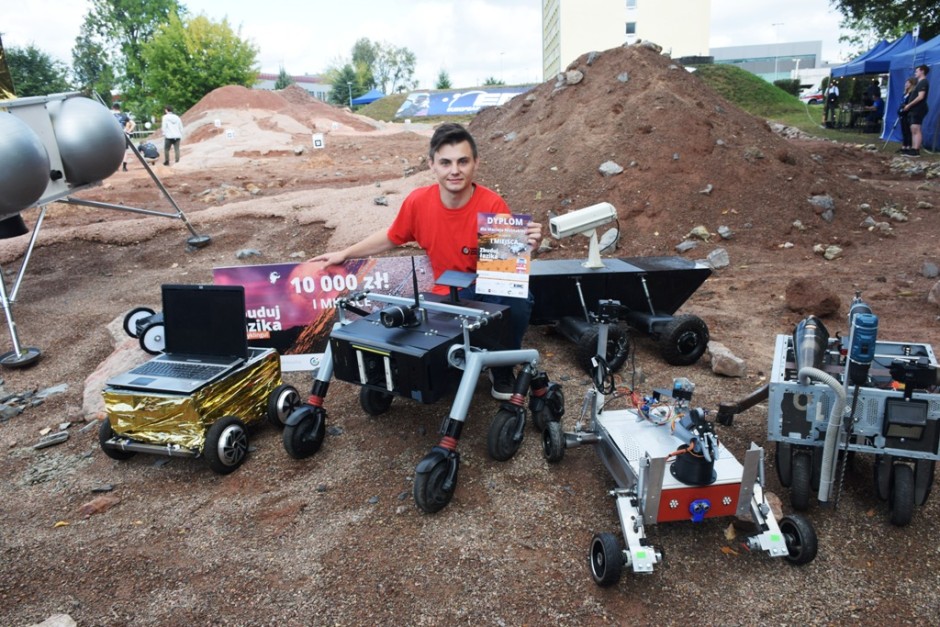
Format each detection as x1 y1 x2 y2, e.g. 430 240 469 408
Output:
130 360 226 380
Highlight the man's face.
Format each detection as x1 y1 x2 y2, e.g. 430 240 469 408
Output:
916 67 925 79
430 141 477 195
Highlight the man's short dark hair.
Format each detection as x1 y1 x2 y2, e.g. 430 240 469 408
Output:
112 102 121 110
165 105 174 113
917 64 930 75
429 123 477 160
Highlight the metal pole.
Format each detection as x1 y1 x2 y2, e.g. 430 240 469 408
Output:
347 81 353 108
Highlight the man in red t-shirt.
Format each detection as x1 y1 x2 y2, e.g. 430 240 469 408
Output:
312 123 543 399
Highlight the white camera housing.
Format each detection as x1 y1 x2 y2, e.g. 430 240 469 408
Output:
549 202 618 268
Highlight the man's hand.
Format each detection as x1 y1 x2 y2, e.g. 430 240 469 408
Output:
309 251 346 266
526 221 543 250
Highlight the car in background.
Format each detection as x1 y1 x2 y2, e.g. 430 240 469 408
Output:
799 91 825 105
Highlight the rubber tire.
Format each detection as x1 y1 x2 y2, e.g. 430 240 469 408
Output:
889 463 915 527
203 416 249 475
123 307 155 338
359 387 394 416
873 455 892 501
487 408 525 462
657 314 709 366
98 418 135 460
283 407 326 459
779 514 818 565
413 457 455 514
589 533 624 587
576 325 631 374
542 420 565 464
790 451 812 511
139 323 166 355
531 384 564 432
267 384 300 428
775 441 792 488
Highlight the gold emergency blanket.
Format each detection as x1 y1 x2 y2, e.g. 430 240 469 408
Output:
102 349 281 451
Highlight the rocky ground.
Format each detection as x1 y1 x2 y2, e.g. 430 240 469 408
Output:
3 45 940 626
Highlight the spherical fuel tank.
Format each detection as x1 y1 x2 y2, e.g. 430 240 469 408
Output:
48 96 124 185
0 112 51 216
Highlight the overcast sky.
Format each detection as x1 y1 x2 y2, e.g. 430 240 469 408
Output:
4 0 860 89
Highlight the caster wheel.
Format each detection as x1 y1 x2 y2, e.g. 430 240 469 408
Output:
283 406 326 459
487 408 525 461
413 454 457 514
123 307 155 338
139 323 166 354
204 416 249 474
531 383 564 432
657 314 709 366
542 420 565 463
267 384 301 428
589 532 624 587
359 387 394 416
98 418 135 460
779 514 818 565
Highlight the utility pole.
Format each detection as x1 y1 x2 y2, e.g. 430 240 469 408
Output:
347 81 353 108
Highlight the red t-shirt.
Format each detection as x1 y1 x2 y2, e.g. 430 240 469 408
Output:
387 183 509 294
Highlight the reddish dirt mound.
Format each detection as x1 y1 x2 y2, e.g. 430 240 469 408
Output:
471 44 905 257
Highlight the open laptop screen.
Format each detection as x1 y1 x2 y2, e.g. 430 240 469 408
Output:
161 284 248 359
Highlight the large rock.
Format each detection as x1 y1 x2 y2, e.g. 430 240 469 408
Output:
785 278 840 317
82 338 149 418
708 342 746 378
928 280 940 309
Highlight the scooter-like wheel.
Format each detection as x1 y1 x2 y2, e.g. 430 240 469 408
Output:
413 456 456 514
531 383 564 432
542 420 565 463
139 323 166 354
487 408 525 462
123 307 155 338
779 514 818 565
267 384 300 428
283 406 326 459
589 532 624 587
204 416 249 474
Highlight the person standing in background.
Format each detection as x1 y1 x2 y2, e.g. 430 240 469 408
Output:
161 105 184 166
112 102 135 171
823 80 840 127
901 65 930 157
898 77 917 153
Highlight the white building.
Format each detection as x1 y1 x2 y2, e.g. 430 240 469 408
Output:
542 0 711 79
254 73 331 101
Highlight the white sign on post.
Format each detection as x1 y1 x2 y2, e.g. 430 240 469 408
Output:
312 132 325 149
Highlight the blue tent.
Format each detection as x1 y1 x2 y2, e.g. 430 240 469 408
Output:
831 39 890 78
832 34 916 77
350 88 385 106
882 34 940 148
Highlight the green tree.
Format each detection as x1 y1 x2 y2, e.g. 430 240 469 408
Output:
328 64 359 107
141 13 259 118
435 70 452 89
834 0 939 42
372 42 417 94
351 37 377 89
80 0 182 108
72 30 115 102
483 76 506 86
5 44 72 96
274 67 294 89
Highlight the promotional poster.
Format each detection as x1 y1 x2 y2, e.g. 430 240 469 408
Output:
476 213 531 298
213 256 434 371
394 86 534 118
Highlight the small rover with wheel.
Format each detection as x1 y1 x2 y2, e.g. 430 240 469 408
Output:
100 347 299 474
122 306 166 355
280 271 565 513
541 306 817 585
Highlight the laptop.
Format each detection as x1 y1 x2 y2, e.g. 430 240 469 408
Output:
107 284 249 394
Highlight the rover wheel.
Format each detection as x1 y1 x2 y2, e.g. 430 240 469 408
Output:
790 451 812 511
889 463 915 527
576 325 631 374
413 457 456 514
204 416 249 474
873 455 892 501
657 314 709 366
267 384 300 428
359 387 394 416
139 323 166 355
487 408 524 462
779 514 818 565
542 420 565 464
531 383 564 432
283 406 326 459
775 441 792 487
589 533 624 587
123 307 155 338
98 418 135 460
